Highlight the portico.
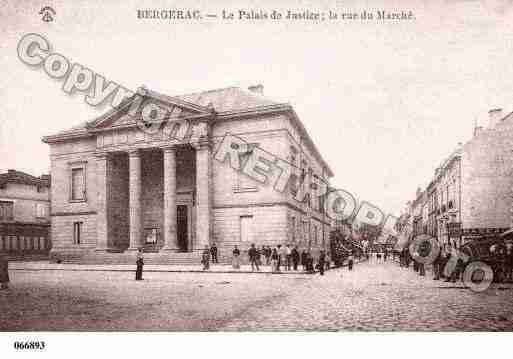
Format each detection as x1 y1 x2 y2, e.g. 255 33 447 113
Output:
95 143 211 253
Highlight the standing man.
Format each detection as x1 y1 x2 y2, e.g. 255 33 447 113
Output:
280 244 289 271
135 248 144 281
348 251 354 271
0 254 9 290
276 245 282 271
248 243 260 271
318 250 326 276
285 244 292 271
291 246 300 271
210 243 218 264
266 246 272 265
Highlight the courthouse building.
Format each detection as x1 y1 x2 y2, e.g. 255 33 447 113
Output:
43 85 333 263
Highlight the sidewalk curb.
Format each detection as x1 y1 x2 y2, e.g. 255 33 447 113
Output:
10 267 320 275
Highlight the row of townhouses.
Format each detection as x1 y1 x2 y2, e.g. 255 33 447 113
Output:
0 170 51 256
399 108 513 248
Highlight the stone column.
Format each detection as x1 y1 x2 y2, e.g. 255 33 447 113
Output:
195 143 212 250
162 146 177 251
128 149 142 250
95 152 110 251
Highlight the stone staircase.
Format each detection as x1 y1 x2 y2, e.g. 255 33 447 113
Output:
51 250 204 265
2 252 50 261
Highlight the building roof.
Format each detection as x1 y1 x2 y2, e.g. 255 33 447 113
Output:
0 170 50 188
43 85 334 177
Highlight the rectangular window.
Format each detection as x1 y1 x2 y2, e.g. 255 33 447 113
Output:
0 201 14 221
235 143 259 192
291 216 296 242
36 203 47 218
71 168 85 200
73 221 82 245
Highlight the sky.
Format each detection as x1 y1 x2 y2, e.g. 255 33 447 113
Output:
2 0 513 216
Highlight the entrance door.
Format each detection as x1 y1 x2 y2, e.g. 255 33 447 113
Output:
177 205 188 252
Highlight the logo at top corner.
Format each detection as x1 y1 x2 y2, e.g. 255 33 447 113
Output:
39 6 56 22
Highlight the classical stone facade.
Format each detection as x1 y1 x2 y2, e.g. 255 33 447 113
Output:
43 85 333 263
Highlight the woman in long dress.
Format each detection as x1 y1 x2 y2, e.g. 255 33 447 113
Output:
271 248 279 272
232 245 240 269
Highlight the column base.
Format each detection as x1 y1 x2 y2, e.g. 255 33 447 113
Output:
126 246 141 252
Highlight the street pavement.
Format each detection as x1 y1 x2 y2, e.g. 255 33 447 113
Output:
1 259 512 331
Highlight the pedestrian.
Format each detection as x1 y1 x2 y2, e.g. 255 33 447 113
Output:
265 246 272 265
432 249 442 280
276 245 282 271
285 244 292 271
301 249 308 271
280 244 288 271
210 243 218 264
256 246 262 267
291 246 300 271
201 245 210 270
248 243 260 271
135 248 144 280
0 254 10 290
348 251 354 271
232 245 241 269
506 241 513 282
383 249 388 262
376 252 382 262
307 252 315 273
318 250 326 276
271 248 279 272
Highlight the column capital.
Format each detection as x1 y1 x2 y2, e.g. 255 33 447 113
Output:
161 145 177 153
191 140 211 151
94 151 110 160
128 148 141 157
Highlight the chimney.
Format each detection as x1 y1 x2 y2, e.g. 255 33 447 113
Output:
248 84 264 95
488 108 503 128
474 126 483 137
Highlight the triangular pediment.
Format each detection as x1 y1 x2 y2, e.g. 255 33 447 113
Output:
91 88 213 130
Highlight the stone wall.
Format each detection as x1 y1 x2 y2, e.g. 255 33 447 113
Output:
461 122 513 230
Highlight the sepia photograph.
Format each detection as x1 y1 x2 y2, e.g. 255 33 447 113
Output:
1 0 513 357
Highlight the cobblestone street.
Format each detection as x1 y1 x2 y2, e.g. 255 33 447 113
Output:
1 260 512 331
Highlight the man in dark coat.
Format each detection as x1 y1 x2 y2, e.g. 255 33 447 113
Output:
248 243 260 271
135 249 144 280
318 250 326 275
210 243 218 264
0 254 9 290
291 246 300 271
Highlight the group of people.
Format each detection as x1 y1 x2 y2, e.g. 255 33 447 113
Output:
397 242 513 283
201 243 335 274
247 244 314 272
371 249 390 263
